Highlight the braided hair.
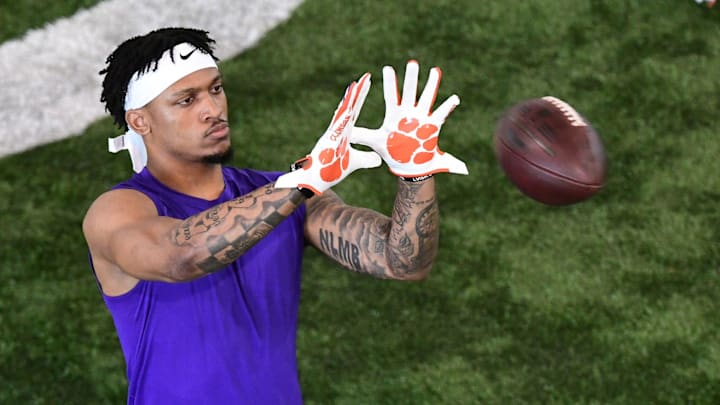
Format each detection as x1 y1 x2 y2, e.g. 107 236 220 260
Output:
99 27 218 130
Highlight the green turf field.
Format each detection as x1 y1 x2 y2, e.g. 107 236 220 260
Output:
0 0 101 42
2 0 720 403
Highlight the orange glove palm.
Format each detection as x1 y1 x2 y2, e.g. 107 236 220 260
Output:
275 73 381 195
351 61 468 177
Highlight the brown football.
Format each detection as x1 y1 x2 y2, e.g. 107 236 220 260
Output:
494 96 607 205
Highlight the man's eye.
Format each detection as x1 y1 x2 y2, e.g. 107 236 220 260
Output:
179 96 194 105
212 84 224 93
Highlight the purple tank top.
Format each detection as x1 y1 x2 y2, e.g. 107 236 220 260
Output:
93 167 306 404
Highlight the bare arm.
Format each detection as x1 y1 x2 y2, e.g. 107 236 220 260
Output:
304 177 439 280
83 183 307 294
172 183 309 273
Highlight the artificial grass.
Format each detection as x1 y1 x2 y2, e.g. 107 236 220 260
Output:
2 0 720 403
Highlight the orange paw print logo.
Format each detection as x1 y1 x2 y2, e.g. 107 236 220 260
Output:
304 137 350 182
387 118 440 164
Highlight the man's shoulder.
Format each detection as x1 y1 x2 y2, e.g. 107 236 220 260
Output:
84 188 155 224
82 188 157 266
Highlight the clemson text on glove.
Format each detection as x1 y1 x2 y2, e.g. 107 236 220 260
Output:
331 115 351 141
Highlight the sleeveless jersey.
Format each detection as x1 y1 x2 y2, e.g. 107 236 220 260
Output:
91 167 306 404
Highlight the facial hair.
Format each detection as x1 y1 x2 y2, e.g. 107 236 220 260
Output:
201 117 233 164
202 145 234 165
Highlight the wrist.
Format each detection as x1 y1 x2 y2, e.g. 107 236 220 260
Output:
297 187 315 199
288 158 316 198
401 174 433 182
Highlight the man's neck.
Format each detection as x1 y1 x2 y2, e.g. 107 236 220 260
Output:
147 161 226 200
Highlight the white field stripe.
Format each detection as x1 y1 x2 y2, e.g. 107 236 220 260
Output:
0 0 303 158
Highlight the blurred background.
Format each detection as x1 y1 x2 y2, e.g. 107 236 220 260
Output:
2 0 720 403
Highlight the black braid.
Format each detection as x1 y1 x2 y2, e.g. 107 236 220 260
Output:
99 27 218 130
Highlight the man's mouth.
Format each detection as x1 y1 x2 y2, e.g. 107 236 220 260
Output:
206 122 229 138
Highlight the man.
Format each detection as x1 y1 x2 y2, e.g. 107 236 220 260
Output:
82 27 467 404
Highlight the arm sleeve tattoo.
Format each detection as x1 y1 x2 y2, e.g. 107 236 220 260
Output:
171 183 306 273
308 179 439 279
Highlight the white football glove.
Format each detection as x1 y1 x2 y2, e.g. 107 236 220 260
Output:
275 73 382 195
351 60 468 178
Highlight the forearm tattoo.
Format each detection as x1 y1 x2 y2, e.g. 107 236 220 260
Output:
318 213 391 277
310 180 439 278
172 184 305 273
386 180 439 277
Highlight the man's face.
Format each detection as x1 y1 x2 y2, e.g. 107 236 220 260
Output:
142 67 232 164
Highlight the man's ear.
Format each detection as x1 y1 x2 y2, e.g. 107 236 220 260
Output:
126 109 150 135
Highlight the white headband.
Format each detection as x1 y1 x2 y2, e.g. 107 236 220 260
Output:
108 42 218 173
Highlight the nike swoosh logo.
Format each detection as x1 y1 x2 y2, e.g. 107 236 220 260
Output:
179 49 197 60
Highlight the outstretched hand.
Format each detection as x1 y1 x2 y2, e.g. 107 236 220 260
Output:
275 73 382 195
351 60 468 178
